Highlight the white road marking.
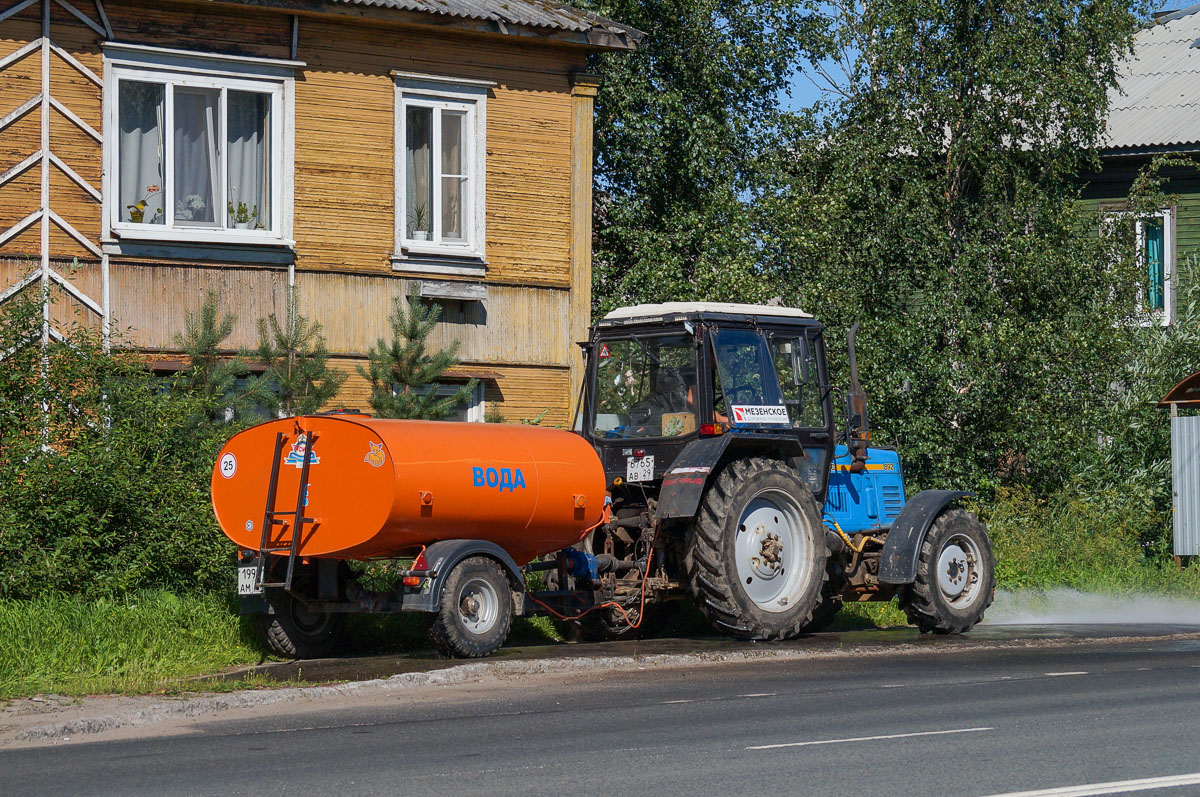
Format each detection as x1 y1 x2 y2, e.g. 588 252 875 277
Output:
976 771 1200 796
738 693 777 698
1044 671 1088 677
660 699 693 704
745 726 992 750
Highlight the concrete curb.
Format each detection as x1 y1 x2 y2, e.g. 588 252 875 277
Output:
12 631 1198 744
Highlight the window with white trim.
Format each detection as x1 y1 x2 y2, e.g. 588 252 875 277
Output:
1101 206 1175 326
1137 209 1173 323
406 382 486 422
104 48 293 245
394 74 488 266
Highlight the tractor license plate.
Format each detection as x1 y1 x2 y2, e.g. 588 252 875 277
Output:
237 566 262 596
626 455 654 482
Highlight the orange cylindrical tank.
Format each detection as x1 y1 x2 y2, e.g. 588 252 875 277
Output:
210 415 607 565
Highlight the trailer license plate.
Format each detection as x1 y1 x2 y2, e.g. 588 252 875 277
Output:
237 566 262 596
626 455 654 482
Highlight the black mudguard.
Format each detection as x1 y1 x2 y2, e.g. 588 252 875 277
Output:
655 434 816 522
402 539 526 615
878 490 970 585
655 436 734 521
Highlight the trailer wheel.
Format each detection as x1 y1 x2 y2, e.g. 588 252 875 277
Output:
684 457 828 641
899 508 995 634
429 557 514 658
257 589 343 659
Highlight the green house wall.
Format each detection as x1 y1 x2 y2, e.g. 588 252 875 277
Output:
1080 155 1200 284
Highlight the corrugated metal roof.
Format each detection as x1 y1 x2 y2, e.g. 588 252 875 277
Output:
331 0 639 41
1105 4 1200 151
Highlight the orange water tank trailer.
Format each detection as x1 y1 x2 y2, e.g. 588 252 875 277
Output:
210 415 608 565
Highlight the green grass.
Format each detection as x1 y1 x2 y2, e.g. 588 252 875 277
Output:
0 590 262 700
982 487 1200 596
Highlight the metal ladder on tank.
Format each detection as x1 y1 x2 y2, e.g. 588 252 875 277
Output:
254 430 319 592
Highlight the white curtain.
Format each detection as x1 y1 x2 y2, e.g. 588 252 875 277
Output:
440 111 464 241
117 81 165 224
406 105 432 238
227 90 270 229
173 89 218 225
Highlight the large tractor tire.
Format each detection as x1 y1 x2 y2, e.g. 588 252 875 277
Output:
684 458 828 640
429 556 514 658
898 508 995 634
257 588 344 659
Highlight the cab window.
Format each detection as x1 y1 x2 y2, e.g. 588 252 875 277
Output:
711 328 788 425
592 334 698 439
769 333 826 429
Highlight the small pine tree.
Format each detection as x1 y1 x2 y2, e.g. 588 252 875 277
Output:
358 285 475 419
172 290 264 423
253 289 346 417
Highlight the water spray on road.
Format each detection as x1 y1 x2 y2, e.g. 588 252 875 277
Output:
985 588 1200 626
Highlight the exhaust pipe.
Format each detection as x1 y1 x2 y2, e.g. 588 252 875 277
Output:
846 323 869 474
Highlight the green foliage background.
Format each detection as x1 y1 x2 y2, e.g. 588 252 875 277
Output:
583 0 1200 575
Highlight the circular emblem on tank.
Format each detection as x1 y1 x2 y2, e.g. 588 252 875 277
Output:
219 452 237 479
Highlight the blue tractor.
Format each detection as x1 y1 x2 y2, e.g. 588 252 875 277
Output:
570 302 996 641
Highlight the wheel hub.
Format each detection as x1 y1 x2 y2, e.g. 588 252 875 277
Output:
457 577 499 635
937 543 969 599
734 490 814 613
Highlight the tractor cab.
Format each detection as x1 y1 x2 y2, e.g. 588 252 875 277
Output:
582 302 836 502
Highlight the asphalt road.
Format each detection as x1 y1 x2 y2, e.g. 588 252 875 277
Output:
5 635 1200 797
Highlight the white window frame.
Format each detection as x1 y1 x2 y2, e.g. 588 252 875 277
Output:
393 72 490 274
404 381 486 422
1102 206 1175 327
1136 208 1174 326
102 43 297 248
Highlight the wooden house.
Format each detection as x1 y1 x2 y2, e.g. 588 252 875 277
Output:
1081 3 1200 327
0 0 640 424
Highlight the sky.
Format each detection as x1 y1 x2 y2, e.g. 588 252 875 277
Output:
777 1 1196 115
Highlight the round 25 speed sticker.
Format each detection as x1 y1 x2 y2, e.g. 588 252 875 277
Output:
219 452 237 479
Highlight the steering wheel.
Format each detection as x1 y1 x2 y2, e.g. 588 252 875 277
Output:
725 382 758 403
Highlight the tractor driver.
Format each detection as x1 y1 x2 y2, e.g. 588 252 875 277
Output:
683 368 729 426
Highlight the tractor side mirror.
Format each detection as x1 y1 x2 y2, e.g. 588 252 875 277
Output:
796 336 811 385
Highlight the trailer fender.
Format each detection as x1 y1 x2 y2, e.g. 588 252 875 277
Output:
878 490 971 585
401 539 526 615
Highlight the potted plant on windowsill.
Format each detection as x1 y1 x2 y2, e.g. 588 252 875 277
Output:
228 201 258 230
127 185 161 223
409 203 430 241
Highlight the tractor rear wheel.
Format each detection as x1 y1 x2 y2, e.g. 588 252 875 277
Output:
429 557 514 658
899 508 995 634
684 458 828 640
257 588 343 659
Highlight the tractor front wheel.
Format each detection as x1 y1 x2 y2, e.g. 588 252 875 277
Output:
685 458 828 640
899 508 995 634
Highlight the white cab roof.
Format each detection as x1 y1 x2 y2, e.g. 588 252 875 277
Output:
602 302 812 322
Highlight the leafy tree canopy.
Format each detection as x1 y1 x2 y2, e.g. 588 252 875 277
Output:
756 0 1148 493
582 0 824 312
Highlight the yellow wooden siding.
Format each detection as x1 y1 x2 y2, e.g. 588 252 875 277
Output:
0 1 593 417
295 16 582 285
301 271 573 365
331 357 572 426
